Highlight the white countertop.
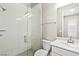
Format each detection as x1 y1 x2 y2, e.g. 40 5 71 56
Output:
51 39 79 54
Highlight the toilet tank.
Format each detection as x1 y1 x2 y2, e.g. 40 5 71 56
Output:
43 40 51 51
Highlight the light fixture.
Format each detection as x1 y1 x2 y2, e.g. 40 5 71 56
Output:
70 9 75 12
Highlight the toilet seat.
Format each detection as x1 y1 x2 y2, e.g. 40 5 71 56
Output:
34 49 48 56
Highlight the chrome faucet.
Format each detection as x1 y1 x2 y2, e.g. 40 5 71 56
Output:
67 36 74 44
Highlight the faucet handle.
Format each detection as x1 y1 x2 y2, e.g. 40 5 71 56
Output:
70 36 72 38
69 36 72 40
67 36 74 44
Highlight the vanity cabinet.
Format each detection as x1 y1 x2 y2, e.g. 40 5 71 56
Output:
52 46 79 56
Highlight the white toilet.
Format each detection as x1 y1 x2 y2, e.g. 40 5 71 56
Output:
34 40 51 56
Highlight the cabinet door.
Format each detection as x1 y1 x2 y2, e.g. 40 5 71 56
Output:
52 46 79 56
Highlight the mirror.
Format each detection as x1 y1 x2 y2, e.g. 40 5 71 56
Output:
57 3 79 39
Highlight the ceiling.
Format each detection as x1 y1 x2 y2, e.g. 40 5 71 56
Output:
22 3 39 8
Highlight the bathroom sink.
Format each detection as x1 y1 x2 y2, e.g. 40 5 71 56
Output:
51 39 79 54
60 41 79 48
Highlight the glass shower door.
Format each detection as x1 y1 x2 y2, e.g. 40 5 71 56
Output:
16 4 32 56
17 3 42 56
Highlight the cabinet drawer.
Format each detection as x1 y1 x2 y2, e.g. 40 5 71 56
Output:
52 46 79 56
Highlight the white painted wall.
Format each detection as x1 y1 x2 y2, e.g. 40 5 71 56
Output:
31 4 42 50
57 8 63 37
0 3 31 55
42 3 57 41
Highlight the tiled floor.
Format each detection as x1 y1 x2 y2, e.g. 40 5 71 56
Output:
17 48 34 56
17 48 52 56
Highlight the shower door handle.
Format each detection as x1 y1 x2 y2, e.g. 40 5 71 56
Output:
24 35 27 43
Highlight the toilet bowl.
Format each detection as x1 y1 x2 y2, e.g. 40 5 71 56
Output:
34 40 51 56
34 49 48 56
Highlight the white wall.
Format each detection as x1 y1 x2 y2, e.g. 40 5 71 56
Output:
57 8 63 37
0 3 31 55
42 3 57 41
31 4 42 50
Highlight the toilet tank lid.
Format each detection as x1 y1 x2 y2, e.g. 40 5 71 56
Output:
43 40 51 44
